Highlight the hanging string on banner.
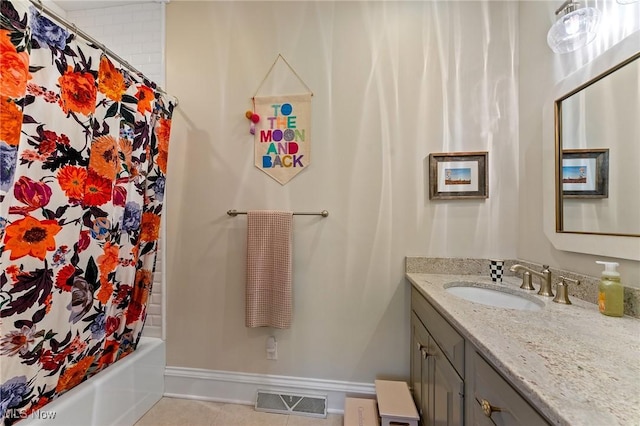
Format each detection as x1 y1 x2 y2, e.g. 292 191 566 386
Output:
253 54 314 99
245 54 313 135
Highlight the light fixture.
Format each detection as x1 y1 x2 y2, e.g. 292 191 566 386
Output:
547 0 601 54
616 0 639 4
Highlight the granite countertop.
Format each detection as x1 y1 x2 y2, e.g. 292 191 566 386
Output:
406 273 640 426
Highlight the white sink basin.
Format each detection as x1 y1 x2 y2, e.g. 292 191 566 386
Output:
444 282 544 311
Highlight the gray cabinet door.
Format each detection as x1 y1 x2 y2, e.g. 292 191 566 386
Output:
431 340 464 426
468 351 549 426
411 312 429 421
412 303 464 426
411 288 464 377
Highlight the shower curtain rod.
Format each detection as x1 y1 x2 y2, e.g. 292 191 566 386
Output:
227 210 329 217
28 0 178 106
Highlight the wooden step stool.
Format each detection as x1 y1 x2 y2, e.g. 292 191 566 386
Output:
344 397 379 426
374 380 419 426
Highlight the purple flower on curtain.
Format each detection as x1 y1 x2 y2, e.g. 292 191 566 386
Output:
118 332 134 353
1 141 18 192
0 217 6 240
67 277 93 324
121 201 141 232
153 176 165 201
52 245 69 267
0 376 29 418
89 312 106 340
120 125 134 141
29 8 69 50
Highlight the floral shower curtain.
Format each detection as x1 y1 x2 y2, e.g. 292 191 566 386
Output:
0 0 175 422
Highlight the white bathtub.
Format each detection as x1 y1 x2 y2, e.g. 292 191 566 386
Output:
21 337 165 426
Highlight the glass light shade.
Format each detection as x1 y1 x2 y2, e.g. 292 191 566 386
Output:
616 0 639 4
547 7 601 54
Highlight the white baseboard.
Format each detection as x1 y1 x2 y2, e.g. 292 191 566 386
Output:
164 367 376 414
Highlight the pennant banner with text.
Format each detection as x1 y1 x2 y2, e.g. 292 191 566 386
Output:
254 93 311 185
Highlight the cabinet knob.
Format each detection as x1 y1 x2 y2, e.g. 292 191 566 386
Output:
480 399 502 417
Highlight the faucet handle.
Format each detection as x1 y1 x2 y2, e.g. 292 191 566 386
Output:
520 271 535 291
553 276 580 305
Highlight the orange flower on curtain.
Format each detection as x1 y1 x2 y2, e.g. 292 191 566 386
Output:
96 241 119 303
55 356 95 393
89 135 119 180
125 269 152 325
98 55 126 102
58 66 97 116
0 29 31 98
139 212 160 242
97 340 120 370
83 171 112 206
119 137 133 172
55 264 76 292
3 216 63 260
57 165 87 201
135 85 154 114
96 283 114 305
156 118 172 173
0 96 23 146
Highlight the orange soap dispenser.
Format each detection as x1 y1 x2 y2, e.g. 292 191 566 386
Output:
596 261 624 317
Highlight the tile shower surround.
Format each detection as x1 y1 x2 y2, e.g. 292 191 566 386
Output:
405 257 640 318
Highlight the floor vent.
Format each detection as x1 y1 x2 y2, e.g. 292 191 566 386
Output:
255 390 327 418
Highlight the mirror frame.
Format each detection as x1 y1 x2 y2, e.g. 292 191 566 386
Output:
555 51 640 237
543 31 640 261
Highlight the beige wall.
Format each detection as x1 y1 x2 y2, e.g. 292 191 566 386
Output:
518 1 640 286
164 1 520 381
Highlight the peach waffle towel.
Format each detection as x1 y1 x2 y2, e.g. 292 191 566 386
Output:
246 210 293 328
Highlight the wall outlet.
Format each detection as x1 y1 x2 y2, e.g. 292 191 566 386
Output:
266 336 277 360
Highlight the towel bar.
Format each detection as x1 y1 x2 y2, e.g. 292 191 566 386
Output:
227 209 329 217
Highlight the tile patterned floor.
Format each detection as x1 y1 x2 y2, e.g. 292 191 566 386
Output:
134 397 344 426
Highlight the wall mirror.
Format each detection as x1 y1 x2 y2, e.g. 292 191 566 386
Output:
543 31 640 261
555 50 640 236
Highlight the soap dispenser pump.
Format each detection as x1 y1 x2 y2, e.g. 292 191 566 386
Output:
596 261 624 317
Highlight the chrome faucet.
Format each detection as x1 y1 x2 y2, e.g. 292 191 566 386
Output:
509 264 554 296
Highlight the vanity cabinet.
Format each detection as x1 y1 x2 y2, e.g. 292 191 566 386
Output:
410 286 550 426
411 289 464 425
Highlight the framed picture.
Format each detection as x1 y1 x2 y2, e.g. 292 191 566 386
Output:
562 149 609 198
429 151 488 200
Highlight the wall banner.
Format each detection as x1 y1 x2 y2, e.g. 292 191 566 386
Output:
254 93 311 185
